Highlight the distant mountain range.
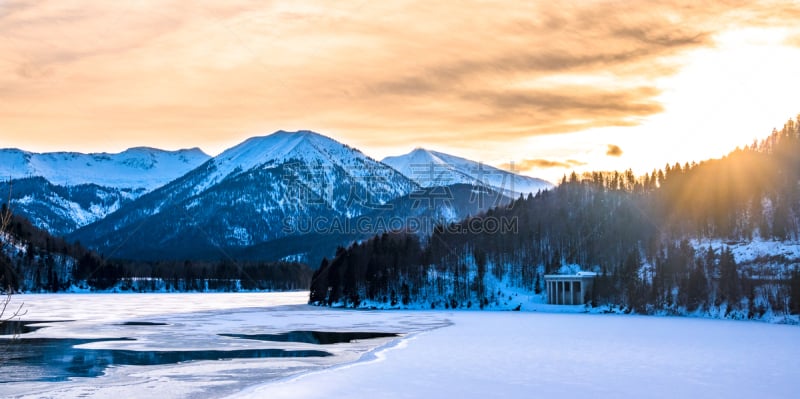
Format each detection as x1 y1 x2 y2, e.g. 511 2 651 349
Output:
0 147 210 191
382 148 552 195
1 131 552 265
0 147 210 234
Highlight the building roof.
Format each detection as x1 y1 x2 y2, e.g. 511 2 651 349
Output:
544 272 597 279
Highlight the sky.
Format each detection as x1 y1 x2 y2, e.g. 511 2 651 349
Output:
2 1 800 183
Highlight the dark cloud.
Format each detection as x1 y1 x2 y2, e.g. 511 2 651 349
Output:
369 46 693 98
606 144 623 157
464 87 663 115
566 159 587 166
611 27 709 48
362 2 718 139
369 3 717 97
501 158 586 171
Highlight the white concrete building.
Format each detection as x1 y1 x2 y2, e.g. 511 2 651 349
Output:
544 272 597 305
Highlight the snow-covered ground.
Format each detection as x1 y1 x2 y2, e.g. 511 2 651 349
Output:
239 311 800 399
2 293 798 399
692 237 800 264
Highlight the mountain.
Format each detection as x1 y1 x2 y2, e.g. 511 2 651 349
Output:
11 132 528 262
382 148 553 195
233 183 512 267
70 130 420 260
0 177 139 236
0 147 210 235
0 147 210 192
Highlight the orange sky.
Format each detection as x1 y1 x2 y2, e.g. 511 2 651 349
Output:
2 1 800 182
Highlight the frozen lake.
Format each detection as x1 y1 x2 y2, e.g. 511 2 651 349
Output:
1 293 798 398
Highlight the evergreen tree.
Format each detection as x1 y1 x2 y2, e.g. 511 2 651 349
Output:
686 263 708 312
718 247 741 307
789 270 800 315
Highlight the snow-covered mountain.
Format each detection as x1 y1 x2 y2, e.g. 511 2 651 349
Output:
70 130 421 259
0 147 210 192
0 147 210 235
12 132 542 260
0 177 138 236
382 148 553 195
188 130 413 199
236 183 513 266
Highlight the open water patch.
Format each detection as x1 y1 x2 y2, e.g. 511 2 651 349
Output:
219 330 399 345
0 320 71 335
0 337 331 383
115 321 170 326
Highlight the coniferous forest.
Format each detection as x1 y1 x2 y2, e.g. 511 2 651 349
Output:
311 116 800 318
0 210 312 292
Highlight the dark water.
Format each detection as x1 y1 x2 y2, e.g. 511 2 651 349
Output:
1 321 395 384
220 331 399 345
115 321 169 326
0 337 332 383
0 320 70 335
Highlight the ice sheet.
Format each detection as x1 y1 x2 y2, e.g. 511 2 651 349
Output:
0 293 447 398
3 293 798 399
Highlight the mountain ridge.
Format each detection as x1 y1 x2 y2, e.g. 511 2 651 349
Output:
0 146 210 192
69 130 421 259
382 148 553 195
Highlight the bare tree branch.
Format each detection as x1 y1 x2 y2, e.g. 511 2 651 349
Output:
1 180 24 359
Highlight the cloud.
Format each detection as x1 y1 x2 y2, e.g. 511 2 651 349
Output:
500 158 586 171
785 33 800 47
464 87 663 116
606 144 624 157
1 1 800 155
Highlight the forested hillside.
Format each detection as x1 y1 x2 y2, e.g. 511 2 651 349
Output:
310 116 800 319
0 207 311 293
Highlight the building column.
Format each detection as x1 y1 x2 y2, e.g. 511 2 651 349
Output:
573 281 577 305
566 281 574 305
557 280 560 305
546 281 550 304
580 281 585 305
567 281 573 305
559 281 564 305
574 281 579 304
553 280 558 305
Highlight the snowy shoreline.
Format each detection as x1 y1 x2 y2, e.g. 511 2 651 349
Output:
3 292 799 399
8 289 799 325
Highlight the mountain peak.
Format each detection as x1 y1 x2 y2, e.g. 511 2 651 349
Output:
196 130 371 192
275 129 318 135
219 130 340 164
382 148 553 194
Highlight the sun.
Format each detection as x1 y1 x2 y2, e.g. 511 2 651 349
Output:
508 25 800 183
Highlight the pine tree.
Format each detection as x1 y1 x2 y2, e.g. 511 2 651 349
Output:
719 247 741 308
686 264 708 312
789 270 800 315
